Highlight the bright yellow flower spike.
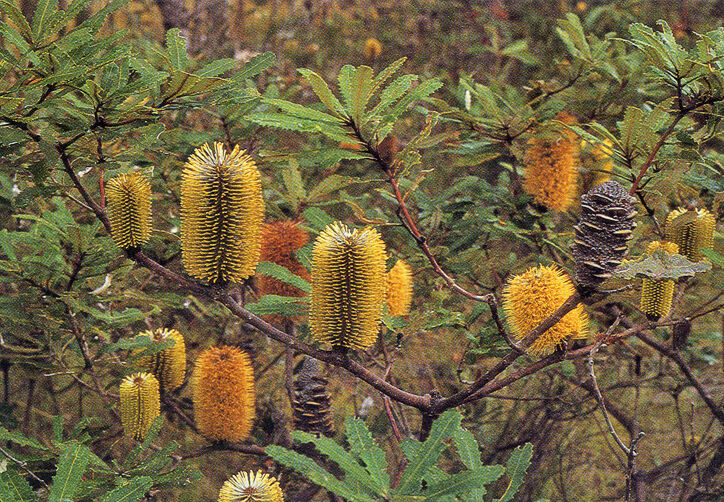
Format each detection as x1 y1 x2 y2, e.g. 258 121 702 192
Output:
665 208 716 262
181 142 265 283
120 372 160 441
386 259 413 316
640 241 679 321
218 470 284 502
135 328 186 392
106 172 152 249
310 222 387 350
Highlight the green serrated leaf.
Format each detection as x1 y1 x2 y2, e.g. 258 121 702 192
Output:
0 0 32 41
282 159 305 213
298 68 346 117
266 445 371 502
52 415 63 443
337 64 355 113
293 430 380 497
75 0 129 36
494 443 533 502
255 261 310 293
99 476 152 502
0 427 48 450
265 98 343 124
307 175 357 203
422 466 504 501
613 249 712 280
30 0 58 42
0 469 37 502
197 58 236 78
49 443 91 502
234 51 275 81
165 28 189 71
350 65 374 123
369 57 407 102
395 409 462 496
345 416 390 493
245 294 308 317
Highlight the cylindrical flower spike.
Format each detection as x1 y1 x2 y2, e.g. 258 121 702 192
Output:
119 372 160 441
192 346 255 442
386 259 413 316
640 241 679 321
218 470 284 502
135 328 186 393
181 142 265 283
665 207 716 262
502 265 589 356
310 222 387 350
106 172 152 249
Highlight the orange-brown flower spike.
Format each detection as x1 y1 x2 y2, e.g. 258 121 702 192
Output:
218 470 284 502
502 265 589 356
523 131 579 212
135 329 186 392
665 208 716 262
310 222 387 350
386 259 413 316
181 142 264 284
106 172 152 249
259 221 310 298
640 241 679 321
119 372 160 441
192 346 255 442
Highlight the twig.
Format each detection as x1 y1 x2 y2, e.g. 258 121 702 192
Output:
0 444 49 489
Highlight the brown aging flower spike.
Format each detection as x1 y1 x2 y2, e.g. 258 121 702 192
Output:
386 259 413 316
119 372 160 441
181 142 265 284
259 220 310 298
502 265 589 356
135 328 186 393
310 222 387 350
218 470 284 502
106 172 152 250
665 207 716 262
192 345 255 442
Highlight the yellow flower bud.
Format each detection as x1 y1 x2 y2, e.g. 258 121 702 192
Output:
386 259 413 316
135 328 186 392
665 208 716 261
640 241 679 321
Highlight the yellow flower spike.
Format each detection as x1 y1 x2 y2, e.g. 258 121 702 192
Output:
386 259 413 316
192 346 255 442
310 222 387 350
218 470 284 502
523 134 578 211
502 265 589 355
135 328 186 393
640 241 679 321
181 142 265 284
665 208 716 261
363 37 382 59
119 372 160 441
106 172 152 249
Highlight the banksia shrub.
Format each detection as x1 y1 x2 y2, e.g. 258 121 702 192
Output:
640 241 679 321
522 132 578 211
293 358 334 437
181 142 264 284
218 470 284 502
572 180 637 290
106 172 152 249
310 222 387 350
259 220 310 298
665 208 716 261
386 259 413 316
135 328 186 392
119 372 160 441
192 345 255 442
502 265 589 356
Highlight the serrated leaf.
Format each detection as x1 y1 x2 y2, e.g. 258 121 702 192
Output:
266 445 371 502
395 409 462 496
452 427 482 470
613 249 712 280
422 466 504 501
307 175 358 203
369 74 418 120
302 206 334 232
99 476 152 502
52 415 63 443
75 0 129 35
0 0 32 41
197 58 236 78
0 469 37 502
281 158 305 213
384 78 442 124
0 427 48 450
555 13 591 60
256 261 310 293
265 98 342 124
345 416 390 493
293 430 380 497
233 51 275 81
165 28 189 71
30 0 58 41
369 57 407 102
349 65 374 124
298 68 346 117
337 64 355 112
494 443 533 502
49 443 91 502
